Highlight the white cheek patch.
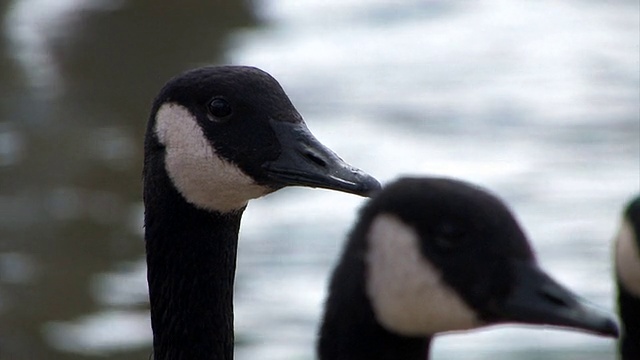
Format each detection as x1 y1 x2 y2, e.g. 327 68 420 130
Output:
154 103 271 212
615 219 640 297
366 214 479 336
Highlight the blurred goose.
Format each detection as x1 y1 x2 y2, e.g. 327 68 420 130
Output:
614 195 640 360
318 177 619 360
143 65 380 359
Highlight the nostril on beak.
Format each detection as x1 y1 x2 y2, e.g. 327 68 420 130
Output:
303 150 328 168
540 287 572 308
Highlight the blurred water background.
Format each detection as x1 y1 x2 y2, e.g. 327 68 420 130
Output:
0 0 638 359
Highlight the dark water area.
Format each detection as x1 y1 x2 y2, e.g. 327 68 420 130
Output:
0 1 256 359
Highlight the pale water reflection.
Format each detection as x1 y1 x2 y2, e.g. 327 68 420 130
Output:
0 0 637 359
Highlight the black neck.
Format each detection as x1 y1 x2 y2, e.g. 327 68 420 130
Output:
618 279 640 360
317 227 430 360
144 160 244 360
319 312 430 360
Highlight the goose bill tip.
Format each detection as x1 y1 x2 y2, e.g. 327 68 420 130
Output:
595 317 620 338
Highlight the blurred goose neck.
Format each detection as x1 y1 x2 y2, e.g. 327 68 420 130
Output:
319 297 431 360
317 239 430 360
618 281 640 360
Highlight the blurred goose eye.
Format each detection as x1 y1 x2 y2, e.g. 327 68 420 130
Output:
208 97 232 119
433 222 466 251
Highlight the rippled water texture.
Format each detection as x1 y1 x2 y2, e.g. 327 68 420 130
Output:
0 0 638 359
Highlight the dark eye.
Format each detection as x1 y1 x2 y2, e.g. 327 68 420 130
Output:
208 97 232 119
433 223 466 251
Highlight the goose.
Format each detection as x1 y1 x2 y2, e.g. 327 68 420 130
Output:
318 177 619 360
143 65 380 360
614 195 640 360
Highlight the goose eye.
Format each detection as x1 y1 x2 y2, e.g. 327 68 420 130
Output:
208 98 232 119
433 223 466 251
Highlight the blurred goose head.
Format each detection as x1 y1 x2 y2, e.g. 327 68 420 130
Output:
318 177 619 360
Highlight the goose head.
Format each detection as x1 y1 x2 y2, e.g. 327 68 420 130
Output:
320 177 618 359
144 65 380 213
614 195 640 359
363 178 618 337
616 196 640 299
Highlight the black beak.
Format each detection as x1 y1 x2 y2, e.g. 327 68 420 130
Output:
487 261 619 338
262 120 381 197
